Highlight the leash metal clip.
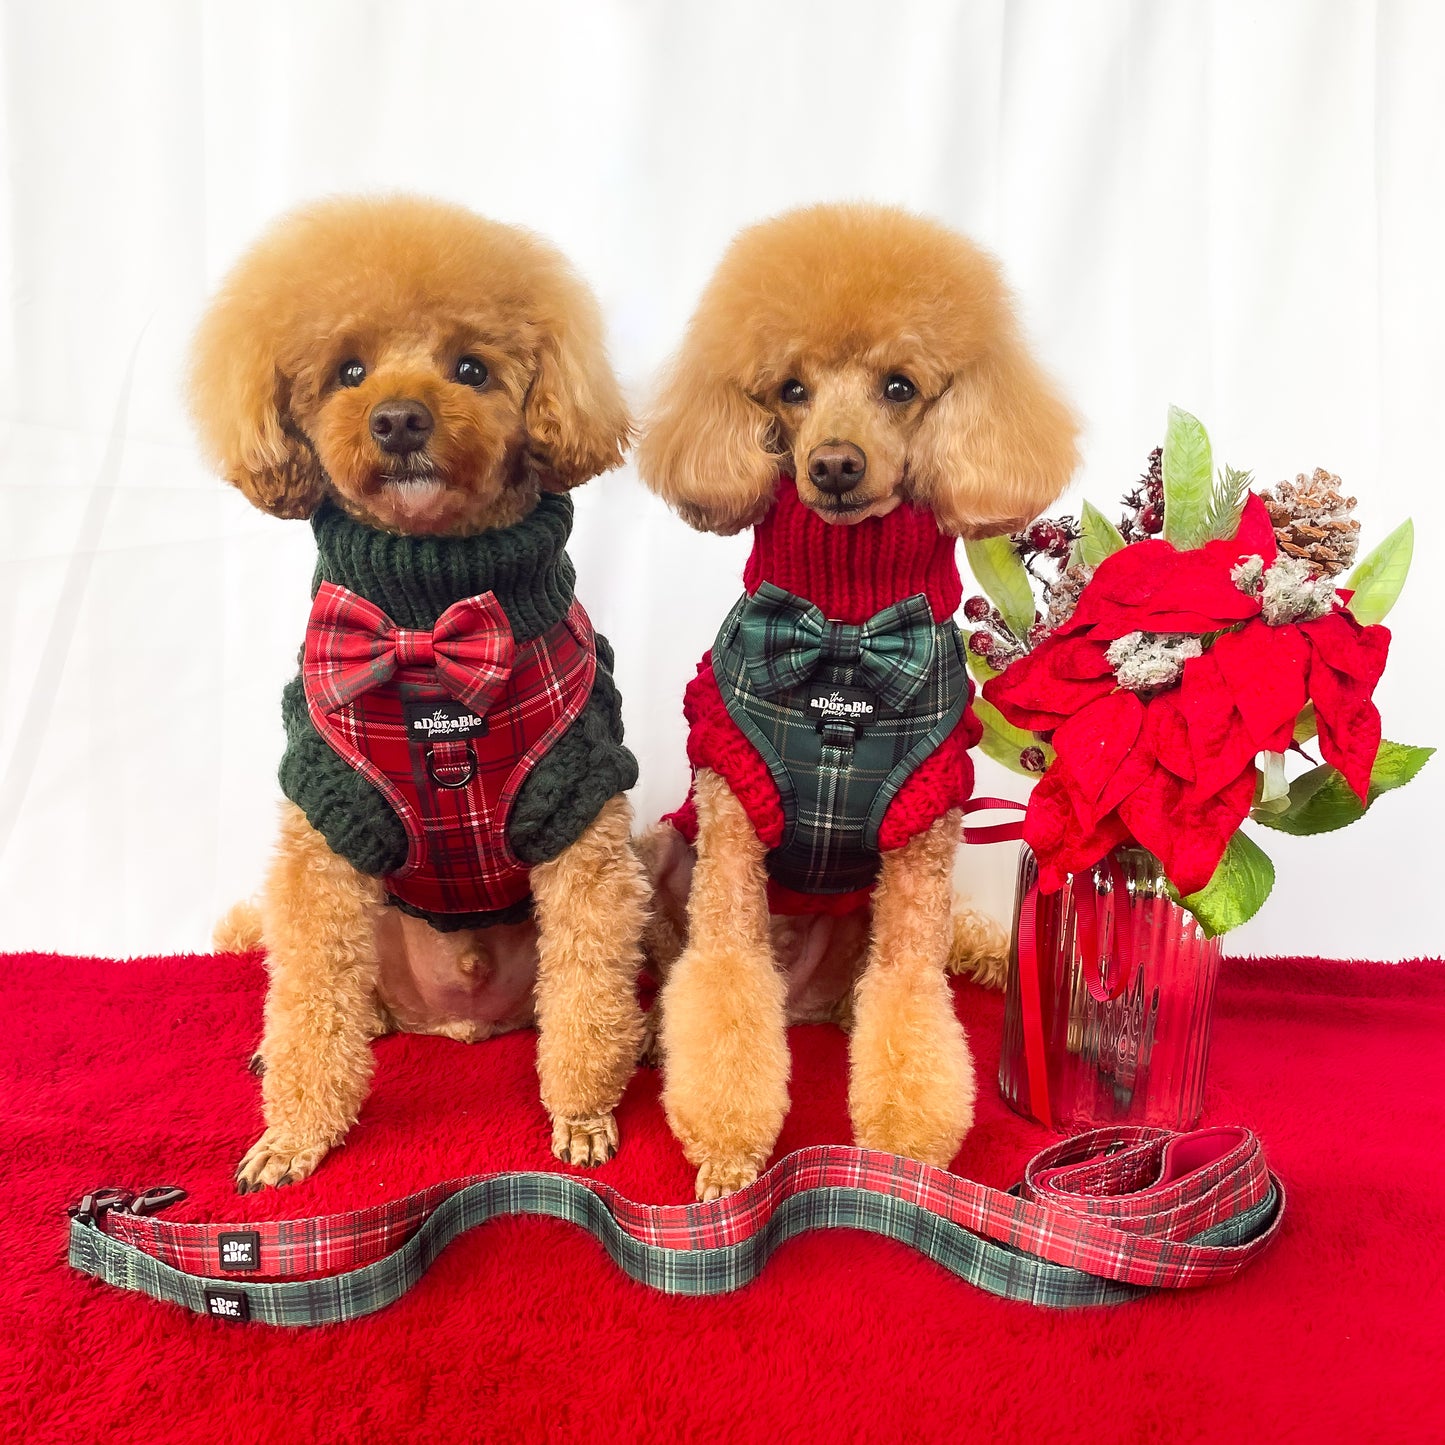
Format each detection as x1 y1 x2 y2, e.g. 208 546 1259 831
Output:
128 1185 188 1216
68 1184 187 1226
67 1186 133 1226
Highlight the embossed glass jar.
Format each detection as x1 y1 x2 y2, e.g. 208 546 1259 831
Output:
998 844 1223 1131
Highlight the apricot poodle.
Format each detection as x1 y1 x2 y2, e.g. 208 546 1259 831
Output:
190 195 646 1189
637 203 1079 1199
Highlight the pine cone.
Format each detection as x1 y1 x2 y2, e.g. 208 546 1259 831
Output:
1261 468 1360 576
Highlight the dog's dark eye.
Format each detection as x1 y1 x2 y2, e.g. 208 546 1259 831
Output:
338 359 366 388
455 355 489 388
883 374 917 403
780 379 807 405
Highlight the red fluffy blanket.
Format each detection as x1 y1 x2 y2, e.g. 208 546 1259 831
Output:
4 950 1442 1443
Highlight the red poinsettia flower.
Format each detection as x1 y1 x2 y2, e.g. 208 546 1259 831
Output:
975 635 1115 734
1056 495 1277 642
983 496 1391 898
1296 609 1390 800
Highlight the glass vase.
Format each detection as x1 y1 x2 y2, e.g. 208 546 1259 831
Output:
998 844 1223 1132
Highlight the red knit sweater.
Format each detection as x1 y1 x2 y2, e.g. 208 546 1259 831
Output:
666 477 981 914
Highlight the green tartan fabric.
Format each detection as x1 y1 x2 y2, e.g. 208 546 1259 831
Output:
67 1174 1281 1325
738 583 939 712
713 587 970 894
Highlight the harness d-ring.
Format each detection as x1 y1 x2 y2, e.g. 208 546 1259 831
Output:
426 742 477 789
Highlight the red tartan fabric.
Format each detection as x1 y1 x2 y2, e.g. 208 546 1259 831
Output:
304 582 517 718
303 584 597 915
101 1124 1277 1290
664 476 978 904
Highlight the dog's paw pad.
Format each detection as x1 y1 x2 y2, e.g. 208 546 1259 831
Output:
694 1157 760 1203
550 1112 619 1168
234 1129 329 1193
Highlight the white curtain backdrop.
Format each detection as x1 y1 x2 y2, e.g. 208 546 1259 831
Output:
1 0 1440 959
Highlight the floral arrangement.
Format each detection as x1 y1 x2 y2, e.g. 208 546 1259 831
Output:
966 407 1430 936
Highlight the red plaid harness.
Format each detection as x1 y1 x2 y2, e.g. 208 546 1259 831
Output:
302 581 597 916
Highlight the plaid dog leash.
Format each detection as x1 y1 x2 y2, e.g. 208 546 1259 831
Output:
68 1125 1283 1325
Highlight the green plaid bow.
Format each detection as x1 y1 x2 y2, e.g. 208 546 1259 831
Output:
738 583 937 712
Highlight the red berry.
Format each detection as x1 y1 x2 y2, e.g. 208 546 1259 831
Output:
967 630 997 658
1026 520 1066 555
963 595 991 623
1020 746 1047 773
1027 622 1049 647
1139 503 1163 535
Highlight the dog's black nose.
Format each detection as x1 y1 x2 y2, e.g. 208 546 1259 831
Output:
807 442 867 494
369 398 434 455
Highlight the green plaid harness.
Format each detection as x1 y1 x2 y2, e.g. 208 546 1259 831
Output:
715 583 970 893
67 1128 1283 1325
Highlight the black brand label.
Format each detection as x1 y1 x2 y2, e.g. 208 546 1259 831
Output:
218 1231 260 1271
402 697 490 742
205 1288 250 1321
805 685 878 729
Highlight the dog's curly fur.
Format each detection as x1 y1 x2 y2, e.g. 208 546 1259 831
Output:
191 195 646 1190
638 203 1078 1199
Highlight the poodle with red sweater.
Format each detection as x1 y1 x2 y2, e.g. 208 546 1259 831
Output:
637 203 1079 1199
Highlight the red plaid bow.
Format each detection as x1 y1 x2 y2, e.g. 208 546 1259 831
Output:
304 581 516 717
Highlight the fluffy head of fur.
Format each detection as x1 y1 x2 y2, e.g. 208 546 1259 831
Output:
188 195 630 535
638 203 1079 537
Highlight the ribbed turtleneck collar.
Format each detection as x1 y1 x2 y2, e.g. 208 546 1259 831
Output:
310 494 576 641
742 476 962 623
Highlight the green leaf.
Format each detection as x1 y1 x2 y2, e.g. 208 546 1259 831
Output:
973 697 1052 777
1175 831 1276 938
1345 518 1414 625
1252 740 1433 836
963 633 1001 686
1292 703 1317 743
963 535 1036 641
1161 405 1214 550
1205 465 1253 542
1074 499 1127 568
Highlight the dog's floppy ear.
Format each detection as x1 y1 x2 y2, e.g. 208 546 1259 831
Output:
907 329 1079 539
523 288 631 491
187 299 327 520
637 355 779 536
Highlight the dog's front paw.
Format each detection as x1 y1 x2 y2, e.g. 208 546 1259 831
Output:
235 1128 331 1193
694 1155 760 1203
550 1111 619 1167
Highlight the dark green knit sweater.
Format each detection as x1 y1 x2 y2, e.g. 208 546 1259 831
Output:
279 496 637 930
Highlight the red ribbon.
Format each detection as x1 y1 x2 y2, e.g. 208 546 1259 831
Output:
957 798 1058 1129
959 798 1140 1130
960 795 1027 846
